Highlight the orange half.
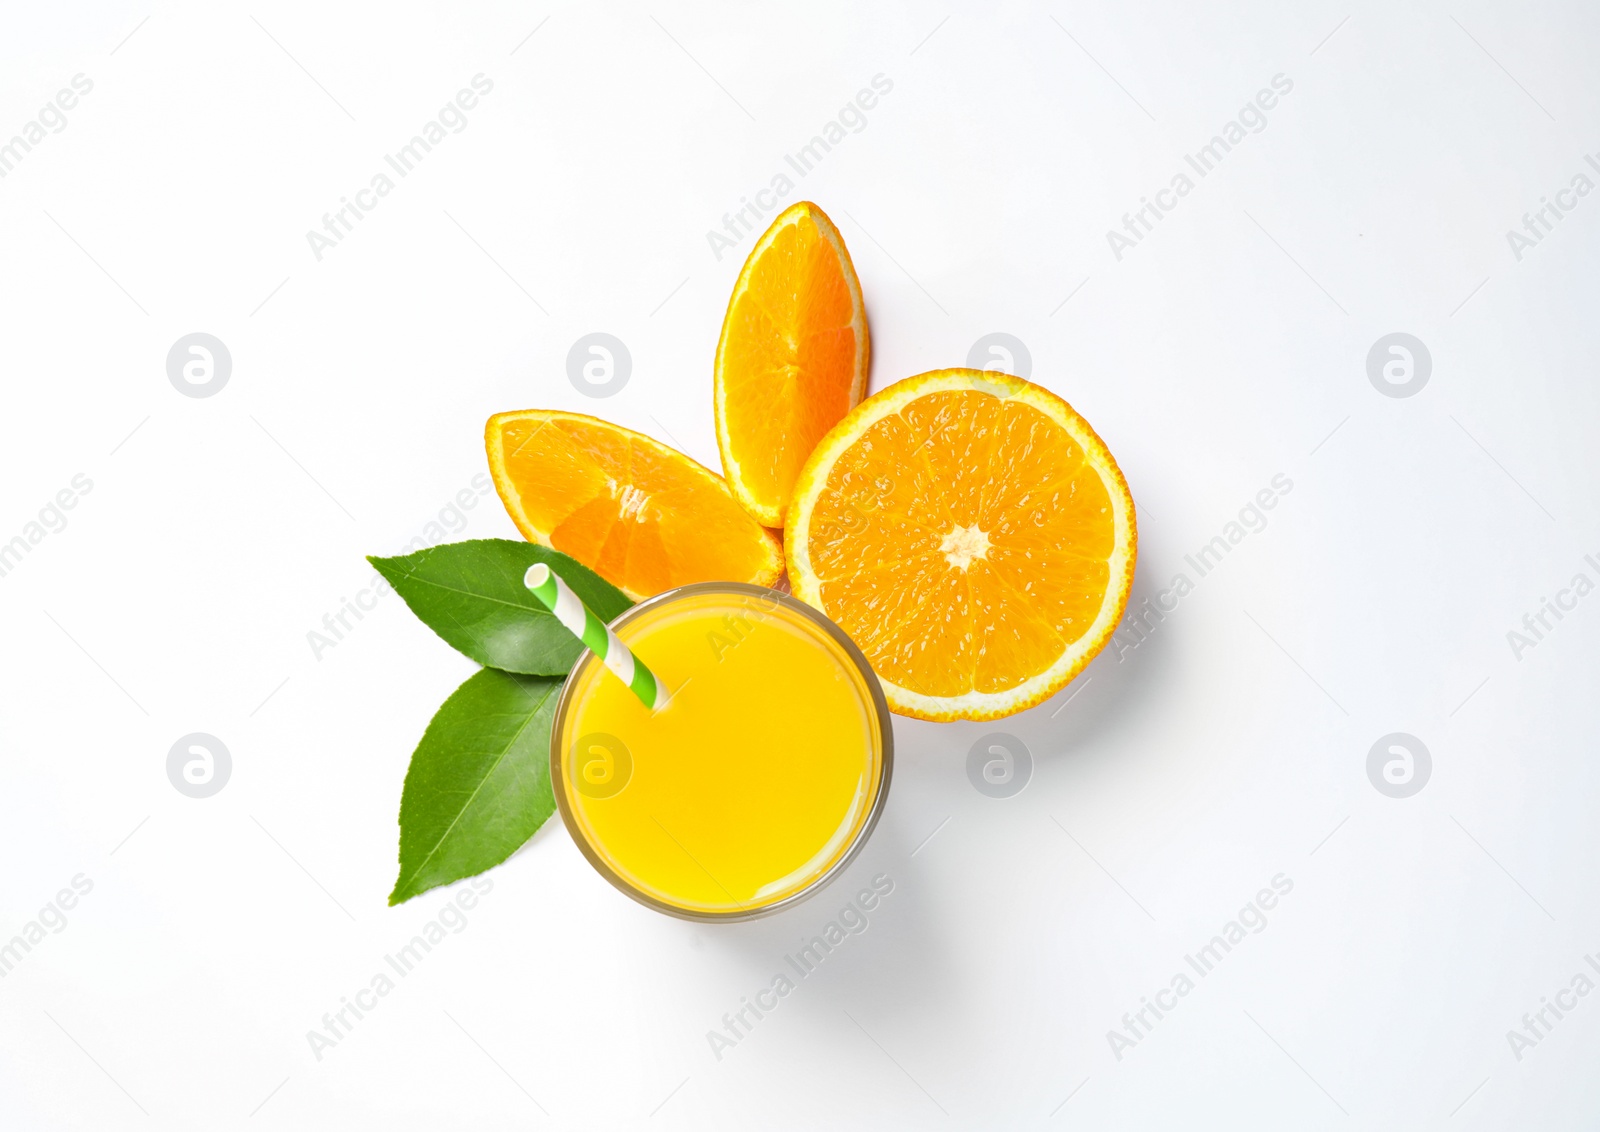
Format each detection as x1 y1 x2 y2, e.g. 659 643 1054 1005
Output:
785 370 1136 721
715 201 869 528
487 410 782 601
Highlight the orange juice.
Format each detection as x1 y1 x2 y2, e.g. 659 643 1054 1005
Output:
552 583 891 919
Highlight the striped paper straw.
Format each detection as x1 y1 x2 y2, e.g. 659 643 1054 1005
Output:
524 563 667 710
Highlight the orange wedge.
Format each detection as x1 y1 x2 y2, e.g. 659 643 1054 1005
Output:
487 410 783 601
786 370 1136 721
715 201 869 528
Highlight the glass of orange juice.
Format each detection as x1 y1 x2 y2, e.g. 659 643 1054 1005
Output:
550 583 892 921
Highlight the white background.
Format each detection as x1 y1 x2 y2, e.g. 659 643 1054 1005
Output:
2 1 1598 1128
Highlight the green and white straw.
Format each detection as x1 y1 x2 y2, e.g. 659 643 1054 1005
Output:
524 563 667 710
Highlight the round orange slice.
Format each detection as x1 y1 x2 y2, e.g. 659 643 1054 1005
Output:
714 201 869 528
785 369 1136 721
487 410 783 601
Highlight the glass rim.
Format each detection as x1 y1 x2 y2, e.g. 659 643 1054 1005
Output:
549 580 894 923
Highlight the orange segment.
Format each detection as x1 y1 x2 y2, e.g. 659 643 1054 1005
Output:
715 201 869 528
786 370 1136 721
487 410 782 601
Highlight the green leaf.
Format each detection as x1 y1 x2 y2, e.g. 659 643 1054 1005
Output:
389 667 562 905
369 539 632 675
